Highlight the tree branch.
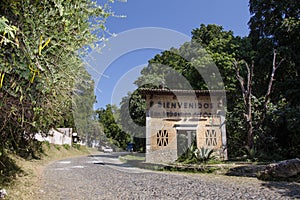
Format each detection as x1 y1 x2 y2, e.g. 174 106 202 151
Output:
234 60 247 109
264 49 285 109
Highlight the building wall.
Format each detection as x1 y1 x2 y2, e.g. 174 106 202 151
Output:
35 128 72 146
146 118 178 163
145 92 227 163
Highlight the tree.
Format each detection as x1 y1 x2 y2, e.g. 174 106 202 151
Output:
249 0 300 50
0 0 112 157
96 105 130 149
248 0 300 158
249 0 300 92
119 91 146 152
120 21 299 159
121 24 252 156
234 61 254 149
72 68 98 146
135 24 242 91
233 50 284 149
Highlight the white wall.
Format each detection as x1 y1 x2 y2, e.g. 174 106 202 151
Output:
35 128 72 146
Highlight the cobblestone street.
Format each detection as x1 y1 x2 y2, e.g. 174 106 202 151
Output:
38 153 300 200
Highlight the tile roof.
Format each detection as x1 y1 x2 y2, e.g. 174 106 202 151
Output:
139 88 226 96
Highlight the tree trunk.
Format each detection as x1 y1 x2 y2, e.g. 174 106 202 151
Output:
234 51 283 150
246 119 253 149
234 60 254 149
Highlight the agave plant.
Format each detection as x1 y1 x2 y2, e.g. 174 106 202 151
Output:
176 144 198 163
194 147 214 164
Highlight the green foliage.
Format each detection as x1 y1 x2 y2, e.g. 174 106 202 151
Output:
194 147 215 164
176 145 215 164
246 0 300 160
72 143 82 150
119 90 146 152
127 24 252 158
257 103 300 159
248 0 299 98
18 140 44 159
0 153 22 186
139 27 235 90
72 69 101 146
43 141 51 149
129 22 300 161
54 145 61 151
176 144 198 164
240 146 260 162
0 0 112 157
62 144 71 150
0 16 18 46
192 24 253 91
249 0 300 58
96 104 130 149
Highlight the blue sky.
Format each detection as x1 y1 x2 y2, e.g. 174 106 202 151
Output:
92 0 251 109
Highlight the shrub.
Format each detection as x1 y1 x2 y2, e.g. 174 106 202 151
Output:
54 145 61 151
72 144 82 150
62 144 71 150
43 141 51 149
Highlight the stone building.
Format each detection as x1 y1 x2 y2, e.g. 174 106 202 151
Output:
141 88 227 163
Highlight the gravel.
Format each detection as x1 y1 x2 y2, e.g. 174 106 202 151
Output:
39 153 300 200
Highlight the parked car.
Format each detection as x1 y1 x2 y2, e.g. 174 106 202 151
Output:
103 146 113 153
126 142 134 152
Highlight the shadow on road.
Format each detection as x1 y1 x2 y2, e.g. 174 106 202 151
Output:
88 154 118 159
260 181 300 199
88 152 146 170
94 161 135 168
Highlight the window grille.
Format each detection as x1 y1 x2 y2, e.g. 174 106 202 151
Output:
205 129 217 146
157 130 169 146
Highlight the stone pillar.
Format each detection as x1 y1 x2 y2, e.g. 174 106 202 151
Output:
145 110 151 162
220 111 228 160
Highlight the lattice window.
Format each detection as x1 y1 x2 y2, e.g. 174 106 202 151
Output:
157 130 169 146
205 129 217 146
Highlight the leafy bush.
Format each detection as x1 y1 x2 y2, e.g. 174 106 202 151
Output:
72 144 82 150
0 0 112 163
62 144 71 150
43 141 51 150
53 145 61 151
0 153 22 186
